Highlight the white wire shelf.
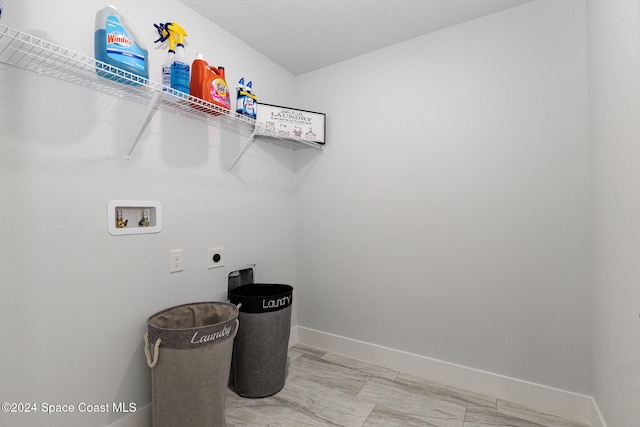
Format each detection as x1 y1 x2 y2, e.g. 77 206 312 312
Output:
0 24 324 168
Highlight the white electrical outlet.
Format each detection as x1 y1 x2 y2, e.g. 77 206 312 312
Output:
208 247 224 269
169 249 184 273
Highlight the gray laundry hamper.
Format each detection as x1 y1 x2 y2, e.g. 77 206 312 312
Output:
144 301 239 427
229 283 293 398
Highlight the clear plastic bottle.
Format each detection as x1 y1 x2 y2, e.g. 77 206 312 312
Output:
170 41 190 96
162 47 175 90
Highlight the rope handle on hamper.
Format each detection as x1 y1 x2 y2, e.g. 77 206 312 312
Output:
144 332 161 368
226 300 242 311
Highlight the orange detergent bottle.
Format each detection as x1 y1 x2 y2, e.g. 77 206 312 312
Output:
190 53 231 114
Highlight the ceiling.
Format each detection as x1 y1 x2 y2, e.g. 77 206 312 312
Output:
180 0 534 75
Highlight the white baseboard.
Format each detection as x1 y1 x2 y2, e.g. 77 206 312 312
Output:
293 326 596 425
289 324 299 347
105 326 608 427
590 398 608 427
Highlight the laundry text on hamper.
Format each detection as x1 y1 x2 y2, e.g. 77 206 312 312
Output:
190 325 232 344
263 296 291 309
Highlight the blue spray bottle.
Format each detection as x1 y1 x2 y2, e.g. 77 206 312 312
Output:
167 23 189 96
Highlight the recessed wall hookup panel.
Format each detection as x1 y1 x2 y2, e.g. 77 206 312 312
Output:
107 200 162 235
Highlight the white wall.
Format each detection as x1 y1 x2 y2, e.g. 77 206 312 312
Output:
4 0 625 425
587 0 640 425
0 2 298 426
295 0 592 395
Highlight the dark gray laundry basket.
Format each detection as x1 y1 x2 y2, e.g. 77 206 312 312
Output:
229 283 293 398
145 301 239 427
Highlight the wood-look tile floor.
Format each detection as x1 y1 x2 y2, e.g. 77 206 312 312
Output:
226 344 590 427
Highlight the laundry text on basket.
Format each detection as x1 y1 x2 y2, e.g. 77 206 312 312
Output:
190 325 232 345
263 296 291 309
